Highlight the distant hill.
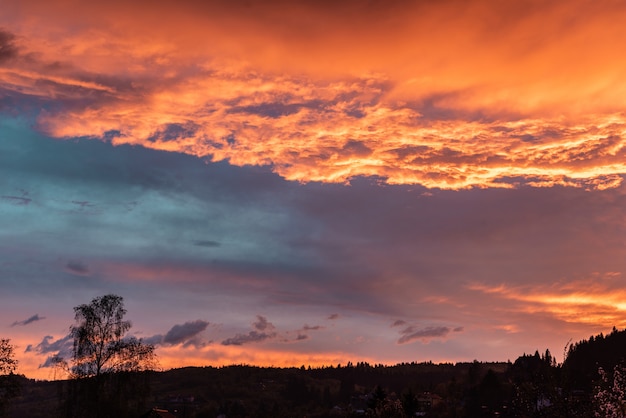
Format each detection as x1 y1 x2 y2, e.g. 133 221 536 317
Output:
8 361 510 417
7 329 626 417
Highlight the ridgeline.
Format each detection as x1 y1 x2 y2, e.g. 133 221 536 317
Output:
7 328 626 417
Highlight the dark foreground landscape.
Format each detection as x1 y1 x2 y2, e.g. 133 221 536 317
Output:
4 328 626 418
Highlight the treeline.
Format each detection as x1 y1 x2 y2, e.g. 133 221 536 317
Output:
563 326 626 392
4 296 626 417
8 361 507 417
5 338 626 418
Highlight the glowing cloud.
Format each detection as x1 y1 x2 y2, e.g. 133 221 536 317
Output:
469 275 626 328
1 1 626 189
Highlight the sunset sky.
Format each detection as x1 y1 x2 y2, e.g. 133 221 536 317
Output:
3 0 626 379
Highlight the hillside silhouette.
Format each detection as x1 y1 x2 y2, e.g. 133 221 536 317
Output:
6 328 626 417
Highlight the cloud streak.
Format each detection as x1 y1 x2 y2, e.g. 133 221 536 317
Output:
396 325 463 345
11 314 45 327
468 275 626 328
65 261 90 276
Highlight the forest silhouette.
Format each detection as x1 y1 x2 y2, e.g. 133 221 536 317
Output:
3 295 626 417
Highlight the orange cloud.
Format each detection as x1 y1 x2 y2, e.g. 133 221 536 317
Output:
3 0 626 189
468 274 626 328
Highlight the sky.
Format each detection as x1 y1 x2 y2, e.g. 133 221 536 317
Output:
2 0 626 380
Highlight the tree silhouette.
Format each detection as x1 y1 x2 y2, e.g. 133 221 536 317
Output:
0 339 17 377
70 294 155 378
0 339 19 417
66 294 156 418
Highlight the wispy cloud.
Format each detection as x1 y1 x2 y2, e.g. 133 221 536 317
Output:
65 261 90 276
302 325 323 331
221 316 277 346
193 240 221 248
11 314 45 327
396 325 463 345
1 195 31 205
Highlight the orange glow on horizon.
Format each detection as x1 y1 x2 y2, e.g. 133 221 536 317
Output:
154 345 382 372
14 340 388 381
